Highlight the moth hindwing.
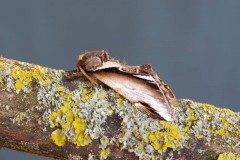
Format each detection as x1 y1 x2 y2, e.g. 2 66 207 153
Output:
77 50 176 121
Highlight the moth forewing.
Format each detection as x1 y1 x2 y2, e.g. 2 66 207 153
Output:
96 61 123 70
131 67 176 110
93 71 174 121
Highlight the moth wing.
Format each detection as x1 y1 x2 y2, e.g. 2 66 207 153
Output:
112 63 176 100
134 103 163 119
96 61 123 70
130 64 175 96
93 71 173 121
133 74 175 98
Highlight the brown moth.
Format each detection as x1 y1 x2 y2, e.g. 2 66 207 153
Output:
76 50 176 121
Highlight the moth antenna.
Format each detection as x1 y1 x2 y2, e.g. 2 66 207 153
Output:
122 58 128 65
78 66 98 85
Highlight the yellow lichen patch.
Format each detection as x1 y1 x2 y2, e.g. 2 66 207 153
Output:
217 152 240 160
97 92 105 99
60 92 74 100
56 84 65 92
49 111 61 121
19 112 23 121
72 117 91 146
49 101 91 147
51 129 66 146
60 102 70 113
49 108 91 147
73 117 87 134
8 63 50 92
81 88 93 102
60 111 73 131
151 156 156 160
73 132 91 147
49 110 62 128
15 80 24 90
146 121 183 154
115 93 124 104
31 66 47 80
48 81 93 147
0 63 6 71
100 148 110 159
57 85 81 107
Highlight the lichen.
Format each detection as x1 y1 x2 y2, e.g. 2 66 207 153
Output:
99 136 109 149
68 154 83 160
217 152 240 160
0 103 11 110
51 129 66 146
175 100 240 149
100 148 110 159
145 121 184 154
87 153 95 160
72 117 91 146
11 109 31 125
0 60 239 159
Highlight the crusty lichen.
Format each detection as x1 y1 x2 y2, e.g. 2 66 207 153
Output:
51 129 66 146
175 100 240 150
217 152 240 160
0 103 10 110
0 60 239 159
145 121 184 154
100 148 110 160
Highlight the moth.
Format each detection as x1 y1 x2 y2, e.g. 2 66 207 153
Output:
75 50 176 121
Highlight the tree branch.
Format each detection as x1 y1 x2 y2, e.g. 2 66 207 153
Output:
0 57 239 160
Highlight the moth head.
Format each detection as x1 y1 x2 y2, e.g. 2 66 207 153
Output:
78 50 110 71
140 64 153 72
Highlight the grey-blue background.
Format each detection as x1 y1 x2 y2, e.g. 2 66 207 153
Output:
0 1 239 159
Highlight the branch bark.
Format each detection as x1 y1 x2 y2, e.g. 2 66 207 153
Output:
0 57 239 160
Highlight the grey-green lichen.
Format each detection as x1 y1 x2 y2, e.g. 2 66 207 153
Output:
0 103 11 111
68 154 83 160
11 109 31 125
175 100 240 149
0 60 239 159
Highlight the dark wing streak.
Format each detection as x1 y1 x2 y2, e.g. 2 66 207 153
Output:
149 74 175 116
134 103 161 119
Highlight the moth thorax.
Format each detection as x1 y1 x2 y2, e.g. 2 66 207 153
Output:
85 56 103 71
101 50 110 62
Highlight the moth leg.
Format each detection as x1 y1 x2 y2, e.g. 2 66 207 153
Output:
65 68 78 74
78 66 98 85
63 68 82 81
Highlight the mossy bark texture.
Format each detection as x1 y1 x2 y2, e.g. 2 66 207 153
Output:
0 57 239 160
